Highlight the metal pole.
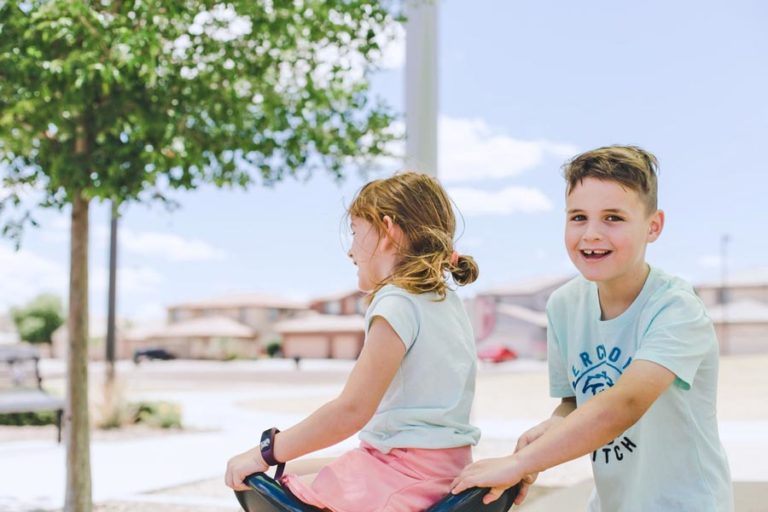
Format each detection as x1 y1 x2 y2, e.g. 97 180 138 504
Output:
405 0 438 176
720 234 730 354
106 201 118 380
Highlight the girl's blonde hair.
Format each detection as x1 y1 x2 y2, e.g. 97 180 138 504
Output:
348 171 479 299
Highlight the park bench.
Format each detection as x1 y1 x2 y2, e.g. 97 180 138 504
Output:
0 343 64 442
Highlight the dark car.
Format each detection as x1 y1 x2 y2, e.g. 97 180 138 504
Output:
133 348 176 364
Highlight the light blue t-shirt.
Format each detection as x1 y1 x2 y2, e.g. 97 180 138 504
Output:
359 284 481 453
547 267 733 512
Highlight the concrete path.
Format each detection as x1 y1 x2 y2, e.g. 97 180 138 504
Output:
1 358 766 511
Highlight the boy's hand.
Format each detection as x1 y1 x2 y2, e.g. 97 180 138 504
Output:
512 416 564 505
224 447 269 491
450 455 524 504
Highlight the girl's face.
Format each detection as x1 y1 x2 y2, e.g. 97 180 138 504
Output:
348 216 391 292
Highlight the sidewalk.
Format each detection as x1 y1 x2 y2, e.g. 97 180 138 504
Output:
0 356 766 511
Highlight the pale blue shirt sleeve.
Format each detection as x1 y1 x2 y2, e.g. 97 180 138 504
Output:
547 305 574 398
367 290 420 350
634 291 715 390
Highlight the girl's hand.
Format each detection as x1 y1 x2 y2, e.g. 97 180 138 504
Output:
450 455 524 504
224 447 269 491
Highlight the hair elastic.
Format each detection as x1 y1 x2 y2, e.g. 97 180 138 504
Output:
450 250 460 267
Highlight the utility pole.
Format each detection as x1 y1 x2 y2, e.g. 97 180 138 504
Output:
405 0 438 176
719 234 730 354
105 201 118 392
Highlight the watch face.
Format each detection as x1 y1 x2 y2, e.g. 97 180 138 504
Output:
260 438 270 450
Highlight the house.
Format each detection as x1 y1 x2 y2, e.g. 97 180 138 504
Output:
695 270 768 307
120 293 308 360
469 275 572 359
703 300 768 355
124 316 258 359
309 290 366 316
694 269 768 355
274 313 365 360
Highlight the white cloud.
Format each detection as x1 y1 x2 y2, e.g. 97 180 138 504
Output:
438 117 578 182
119 229 227 262
91 265 165 295
448 186 553 216
0 245 67 312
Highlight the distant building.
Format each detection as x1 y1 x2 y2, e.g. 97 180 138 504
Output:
309 290 366 316
469 275 572 360
695 269 768 355
275 313 365 360
124 315 259 359
121 291 369 361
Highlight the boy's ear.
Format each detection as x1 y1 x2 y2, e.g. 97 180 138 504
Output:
647 210 665 243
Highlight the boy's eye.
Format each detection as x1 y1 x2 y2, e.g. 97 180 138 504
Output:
570 214 586 222
605 215 624 222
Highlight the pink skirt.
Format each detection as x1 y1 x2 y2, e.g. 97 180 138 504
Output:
280 442 472 512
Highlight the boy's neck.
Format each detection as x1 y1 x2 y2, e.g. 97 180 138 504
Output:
596 263 651 321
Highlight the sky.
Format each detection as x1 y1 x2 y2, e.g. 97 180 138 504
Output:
1 0 767 324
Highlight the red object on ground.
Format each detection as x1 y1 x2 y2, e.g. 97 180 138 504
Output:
477 345 518 363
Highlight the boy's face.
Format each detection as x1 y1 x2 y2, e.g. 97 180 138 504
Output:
565 177 664 288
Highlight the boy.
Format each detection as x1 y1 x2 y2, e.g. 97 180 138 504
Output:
451 146 733 511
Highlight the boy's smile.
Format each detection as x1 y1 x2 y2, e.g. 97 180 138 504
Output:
565 178 664 299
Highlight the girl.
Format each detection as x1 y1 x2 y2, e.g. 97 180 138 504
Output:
225 172 481 511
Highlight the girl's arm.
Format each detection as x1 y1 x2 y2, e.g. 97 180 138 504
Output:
452 359 676 504
225 316 405 490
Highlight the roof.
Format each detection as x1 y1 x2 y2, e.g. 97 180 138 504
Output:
697 267 768 289
706 300 768 324
168 293 308 311
309 289 365 304
273 314 365 334
495 304 548 327
482 275 572 297
126 315 256 340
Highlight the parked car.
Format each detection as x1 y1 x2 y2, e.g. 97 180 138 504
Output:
477 345 518 363
133 348 176 364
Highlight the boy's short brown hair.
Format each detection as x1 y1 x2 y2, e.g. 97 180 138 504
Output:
563 145 659 213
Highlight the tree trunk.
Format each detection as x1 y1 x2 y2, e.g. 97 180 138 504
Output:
64 191 92 512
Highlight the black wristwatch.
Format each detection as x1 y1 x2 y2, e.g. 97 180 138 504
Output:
260 427 281 466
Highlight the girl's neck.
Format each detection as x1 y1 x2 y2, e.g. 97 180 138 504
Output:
597 263 651 320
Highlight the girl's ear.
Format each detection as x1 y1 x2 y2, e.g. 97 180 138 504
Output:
381 215 403 250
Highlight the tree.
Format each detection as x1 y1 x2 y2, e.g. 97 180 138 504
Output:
10 293 65 344
0 2 399 510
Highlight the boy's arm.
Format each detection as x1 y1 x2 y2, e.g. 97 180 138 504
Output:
452 359 675 503
510 397 576 505
225 317 405 490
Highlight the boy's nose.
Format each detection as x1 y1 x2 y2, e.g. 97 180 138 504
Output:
582 223 603 241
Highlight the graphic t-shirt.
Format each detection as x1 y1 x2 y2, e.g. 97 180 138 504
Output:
547 267 733 512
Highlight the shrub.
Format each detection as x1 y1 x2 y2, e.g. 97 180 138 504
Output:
265 339 282 358
0 410 57 426
133 401 182 429
10 294 64 344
